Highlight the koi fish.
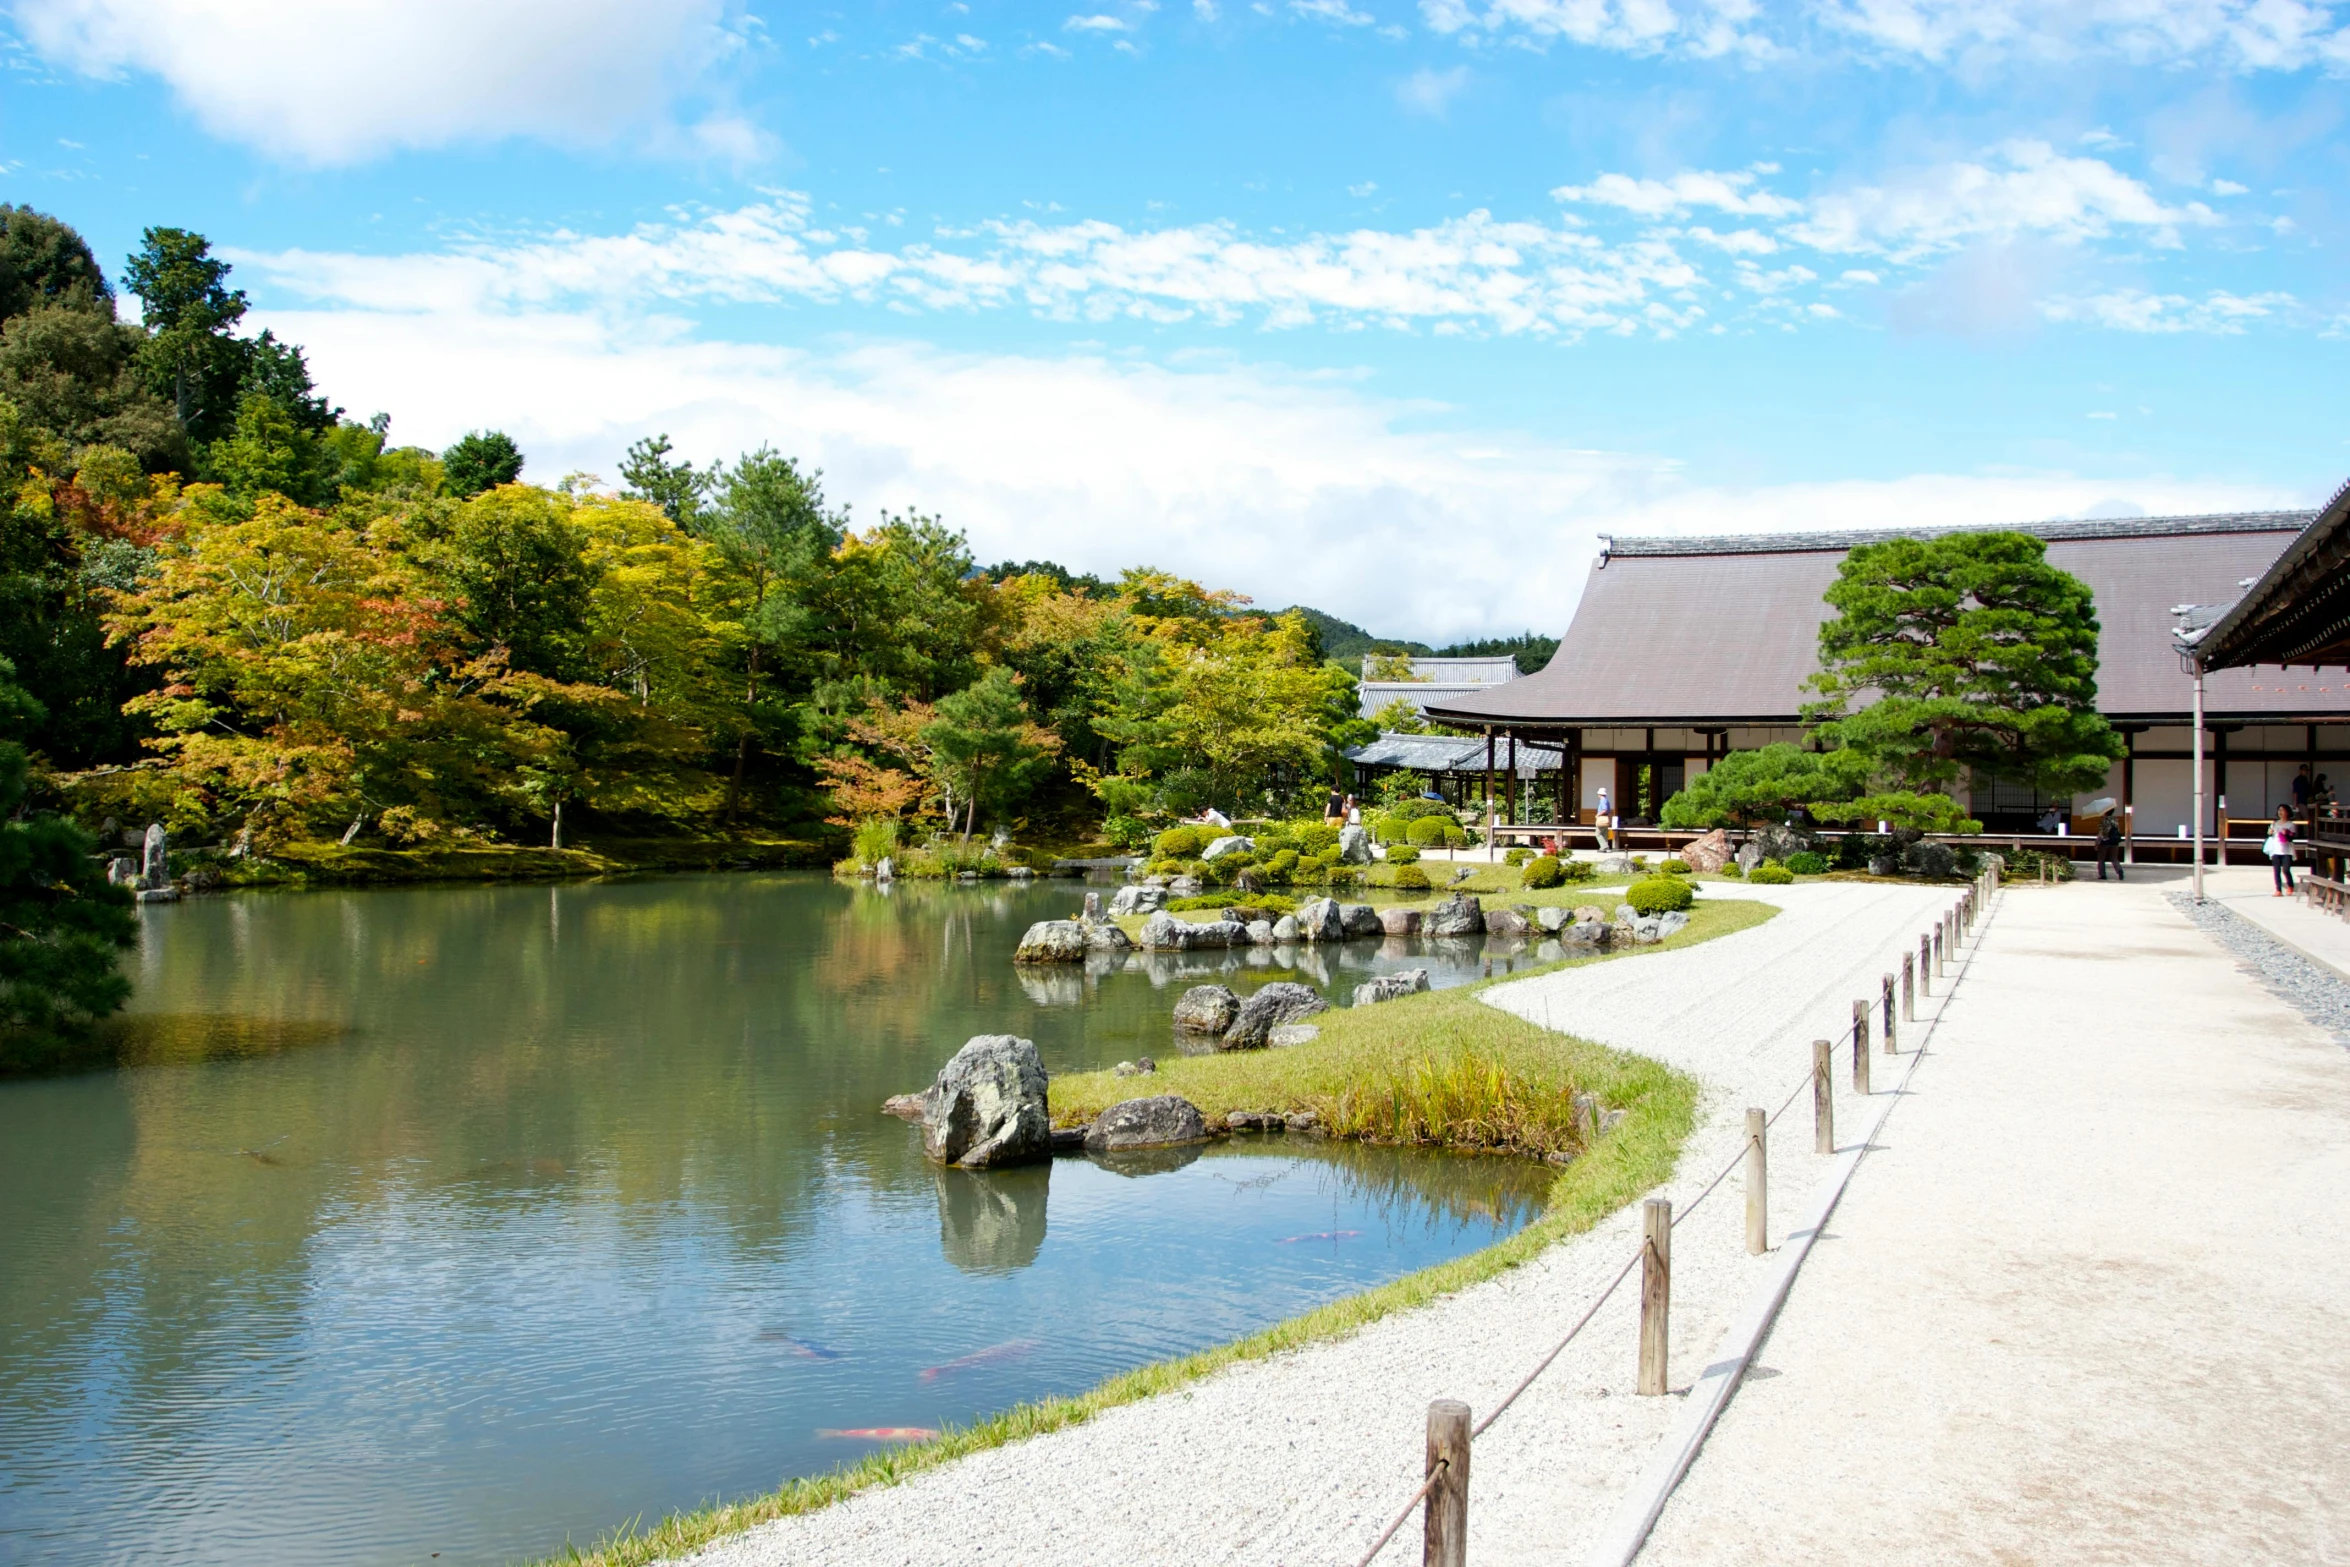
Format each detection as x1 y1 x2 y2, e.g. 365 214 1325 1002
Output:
1275 1229 1363 1244
757 1332 845 1360
918 1339 1040 1382
819 1427 938 1442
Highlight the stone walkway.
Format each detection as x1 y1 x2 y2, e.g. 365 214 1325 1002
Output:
1638 878 2350 1566
681 882 1961 1567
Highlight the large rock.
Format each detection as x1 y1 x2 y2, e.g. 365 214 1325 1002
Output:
1534 905 1571 934
1014 920 1088 963
1139 912 1246 950
1085 1094 1209 1153
1483 907 1532 939
1083 890 1103 918
1084 919 1133 953
1168 875 1204 896
1378 907 1421 936
1560 916 1611 948
1656 910 1691 939
1270 913 1301 942
141 822 168 889
1680 829 1732 874
1172 984 1242 1033
1245 920 1275 945
1267 1024 1320 1047
1295 896 1344 942
1202 834 1255 863
1734 838 1766 874
1423 893 1485 938
1340 903 1382 939
920 1035 1052 1168
1223 981 1331 1048
1354 969 1431 1006
1596 853 1636 876
874 855 894 882
1337 824 1374 864
1110 884 1167 916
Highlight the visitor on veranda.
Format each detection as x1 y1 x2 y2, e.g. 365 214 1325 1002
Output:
2293 763 2313 809
2265 806 2297 896
2096 808 2125 882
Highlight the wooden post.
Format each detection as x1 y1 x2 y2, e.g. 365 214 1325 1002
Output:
1812 1039 1833 1154
1851 999 1871 1093
1901 952 1915 1022
1424 1399 1470 1567
1881 973 1897 1053
1918 935 1932 996
1744 1108 1767 1255
1934 924 1945 977
1639 1198 1671 1395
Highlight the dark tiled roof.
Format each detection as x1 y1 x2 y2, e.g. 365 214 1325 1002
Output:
2185 479 2350 672
1427 508 2350 728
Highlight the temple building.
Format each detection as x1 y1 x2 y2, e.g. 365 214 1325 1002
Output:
1421 505 2350 851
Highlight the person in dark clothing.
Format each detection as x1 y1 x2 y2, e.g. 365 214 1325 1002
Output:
2293 764 2313 808
2096 809 2125 881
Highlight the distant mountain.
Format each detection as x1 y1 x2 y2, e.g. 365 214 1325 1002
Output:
1433 633 1560 675
1284 607 1432 665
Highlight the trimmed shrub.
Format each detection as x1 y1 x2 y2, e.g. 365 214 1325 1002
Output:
1657 856 1691 875
1407 815 1467 847
1748 863 1794 885
1147 858 1182 878
1153 825 1214 859
1557 857 1597 883
1716 861 1744 880
1293 822 1340 855
1390 865 1432 893
1384 845 1421 865
1387 798 1455 822
1625 876 1695 915
1504 846 1533 866
1265 848 1302 882
1168 892 1300 914
1520 854 1565 890
1325 865 1363 889
1785 851 1831 876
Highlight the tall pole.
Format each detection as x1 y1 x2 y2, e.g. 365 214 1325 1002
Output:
2191 661 2206 904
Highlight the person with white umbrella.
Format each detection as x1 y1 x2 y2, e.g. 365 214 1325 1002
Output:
2091 796 2125 881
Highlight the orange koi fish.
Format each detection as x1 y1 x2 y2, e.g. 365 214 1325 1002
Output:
918 1338 1040 1382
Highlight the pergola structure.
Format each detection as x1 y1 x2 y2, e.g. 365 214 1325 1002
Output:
1423 507 2350 860
2176 477 2350 901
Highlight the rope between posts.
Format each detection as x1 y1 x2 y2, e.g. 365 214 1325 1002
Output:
1350 885 1994 1567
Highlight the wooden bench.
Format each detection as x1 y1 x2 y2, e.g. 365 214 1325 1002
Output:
2302 874 2350 917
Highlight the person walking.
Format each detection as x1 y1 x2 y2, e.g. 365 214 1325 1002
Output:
2096 807 2125 881
1323 786 1343 826
2265 805 2298 896
1595 784 1614 852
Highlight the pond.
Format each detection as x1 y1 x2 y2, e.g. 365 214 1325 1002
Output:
0 873 1554 1567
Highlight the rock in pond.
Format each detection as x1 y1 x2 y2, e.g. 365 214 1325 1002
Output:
1534 905 1571 934
1337 824 1374 864
1295 896 1344 942
1339 903 1382 939
1140 912 1248 950
142 822 168 888
1014 920 1089 963
1083 918 1132 952
1270 913 1301 943
1084 1094 1209 1153
1223 981 1330 1048
1482 907 1533 939
1378 907 1421 936
1245 919 1276 945
1423 893 1485 938
921 1035 1052 1168
1110 883 1167 916
1353 969 1430 1006
1172 984 1241 1033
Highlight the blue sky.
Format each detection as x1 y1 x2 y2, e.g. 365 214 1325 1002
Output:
4 0 2347 640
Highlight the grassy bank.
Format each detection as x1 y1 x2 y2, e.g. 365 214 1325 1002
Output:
201 833 831 890
525 898 1775 1567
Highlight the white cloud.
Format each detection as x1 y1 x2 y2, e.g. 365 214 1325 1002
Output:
1789 140 2217 258
238 196 1710 340
2039 287 2296 333
253 297 2299 642
1292 0 1377 22
2210 177 2249 195
1348 180 1381 196
1396 64 1471 117
1419 0 1771 57
13 0 760 166
1064 12 1132 29
1195 0 1220 14
1684 227 1779 253
1813 0 2350 71
1552 168 1802 219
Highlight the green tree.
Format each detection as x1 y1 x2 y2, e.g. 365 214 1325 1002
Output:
619 432 713 528
434 485 598 678
0 205 114 323
0 306 186 472
441 430 524 497
1658 743 1868 829
1803 531 2122 800
922 667 1056 838
0 654 138 1068
122 227 249 440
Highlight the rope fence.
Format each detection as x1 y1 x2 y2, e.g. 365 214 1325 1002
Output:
1354 866 2000 1567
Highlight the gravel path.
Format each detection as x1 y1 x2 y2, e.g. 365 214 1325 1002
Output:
1638 880 2350 1566
682 882 1964 1567
2168 889 2350 1047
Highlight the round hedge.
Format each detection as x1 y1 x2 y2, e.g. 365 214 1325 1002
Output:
1153 825 1213 860
1625 875 1695 915
1520 854 1565 890
1384 845 1421 865
1390 864 1432 893
1748 863 1794 885
1785 850 1831 876
1406 815 1466 847
1657 857 1692 875
1504 846 1533 866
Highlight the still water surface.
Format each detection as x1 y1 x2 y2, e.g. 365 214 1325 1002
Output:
0 874 1549 1567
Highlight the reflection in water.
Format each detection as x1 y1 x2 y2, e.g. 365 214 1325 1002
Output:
0 874 1549 1567
935 1164 1051 1274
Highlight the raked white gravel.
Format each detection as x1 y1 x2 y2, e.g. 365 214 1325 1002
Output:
681 881 1966 1567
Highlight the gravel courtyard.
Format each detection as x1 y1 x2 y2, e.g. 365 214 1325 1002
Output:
681 880 1964 1567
